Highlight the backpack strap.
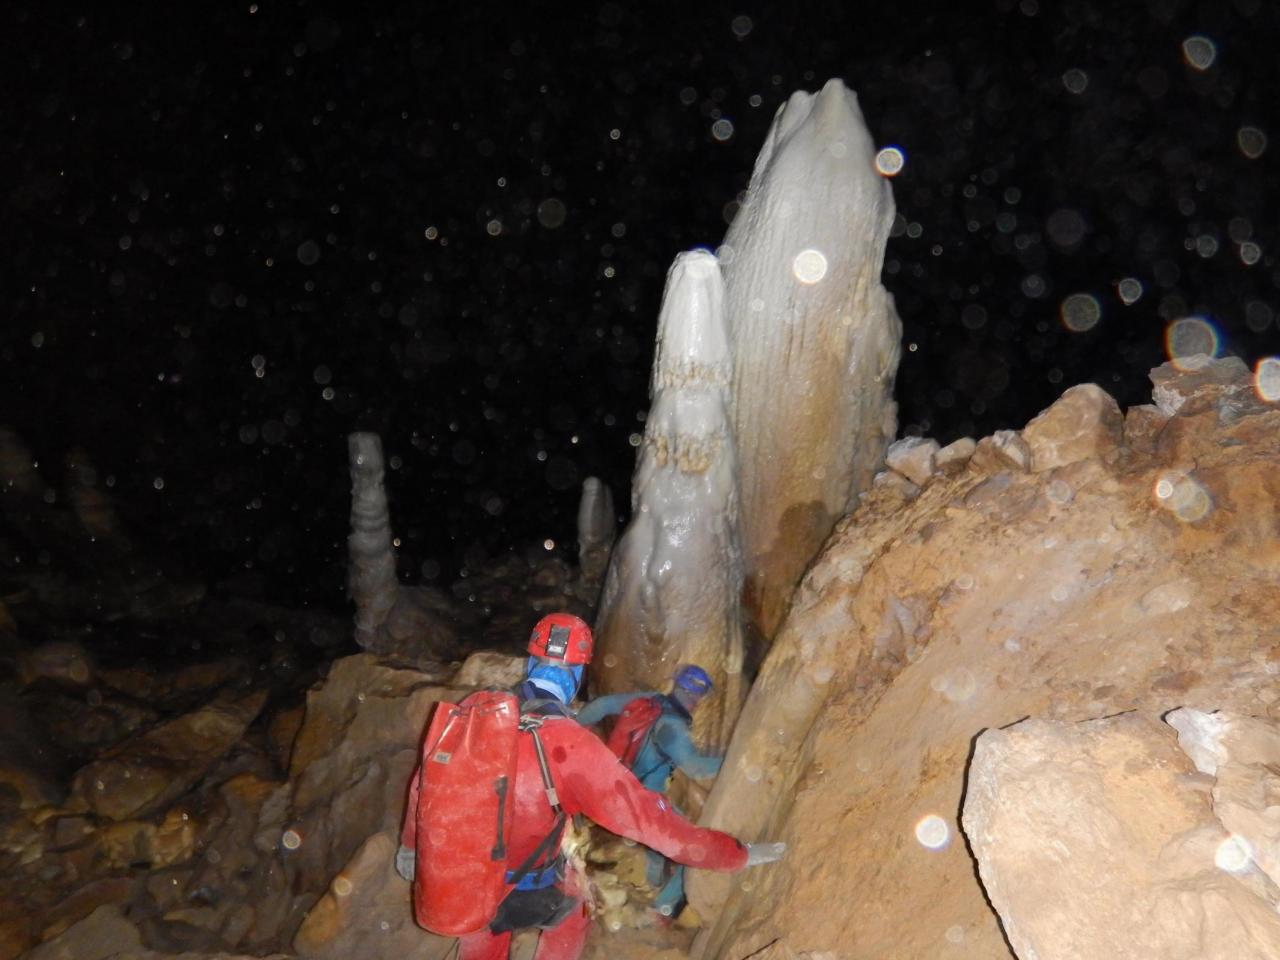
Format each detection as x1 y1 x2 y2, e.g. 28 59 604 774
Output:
504 711 568 889
631 696 685 783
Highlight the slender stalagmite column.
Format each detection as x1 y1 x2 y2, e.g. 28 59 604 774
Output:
722 78 902 647
593 250 745 747
347 432 399 652
575 476 615 600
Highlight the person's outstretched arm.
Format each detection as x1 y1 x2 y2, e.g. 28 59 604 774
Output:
652 717 723 780
549 721 747 871
575 691 647 727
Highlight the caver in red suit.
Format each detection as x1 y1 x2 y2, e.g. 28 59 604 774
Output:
398 613 784 960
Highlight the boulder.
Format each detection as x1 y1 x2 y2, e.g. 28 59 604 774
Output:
293 832 452 960
1167 708 1280 890
1020 383 1122 472
885 437 940 487
1149 355 1262 419
453 651 525 689
934 437 976 475
22 904 141 960
66 690 267 821
963 714 1280 960
970 428 1031 473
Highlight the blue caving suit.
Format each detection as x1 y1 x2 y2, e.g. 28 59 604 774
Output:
576 692 723 915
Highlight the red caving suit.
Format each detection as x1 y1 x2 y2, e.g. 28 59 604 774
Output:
401 709 748 960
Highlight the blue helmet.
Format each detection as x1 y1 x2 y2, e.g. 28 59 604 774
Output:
673 664 713 698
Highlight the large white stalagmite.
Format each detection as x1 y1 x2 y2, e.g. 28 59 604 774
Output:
594 250 745 746
722 78 902 646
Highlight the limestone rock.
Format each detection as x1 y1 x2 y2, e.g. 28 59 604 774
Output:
885 437 940 487
1150 355 1262 419
934 437 976 475
453 650 525 689
66 690 267 821
265 704 305 771
293 832 451 960
1167 708 1280 890
1122 403 1170 453
1021 383 1122 472
962 714 1280 960
0 685 65 810
23 904 141 960
16 641 95 689
870 469 919 500
692 366 1280 960
970 429 1031 473
239 655 451 948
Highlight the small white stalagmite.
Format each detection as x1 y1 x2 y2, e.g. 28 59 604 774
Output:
722 78 902 646
575 476 615 599
594 250 745 746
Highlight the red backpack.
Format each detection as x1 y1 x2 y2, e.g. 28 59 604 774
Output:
409 690 564 936
605 696 664 768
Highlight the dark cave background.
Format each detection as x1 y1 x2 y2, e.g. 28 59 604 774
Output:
4 0 1278 615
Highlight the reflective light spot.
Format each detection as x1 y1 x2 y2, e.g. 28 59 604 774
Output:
930 668 977 703
1046 479 1073 504
537 198 567 229
1182 35 1217 71
875 146 905 177
1061 292 1101 332
945 925 965 944
543 539 555 550
1215 834 1252 873
282 829 302 850
333 875 353 897
1155 473 1213 522
915 815 951 850
1254 357 1280 402
1004 638 1022 653
711 118 734 142
485 219 502 237
1165 317 1219 369
1237 126 1268 160
1117 277 1143 305
1046 208 1086 250
1062 68 1088 94
954 573 975 592
1239 241 1262 266
1051 583 1071 603
792 249 829 284
745 765 763 783
297 240 320 265
730 14 753 37
1245 301 1274 333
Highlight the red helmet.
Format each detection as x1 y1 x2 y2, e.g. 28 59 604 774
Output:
527 613 594 665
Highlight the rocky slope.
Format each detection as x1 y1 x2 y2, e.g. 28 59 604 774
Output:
692 356 1279 959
